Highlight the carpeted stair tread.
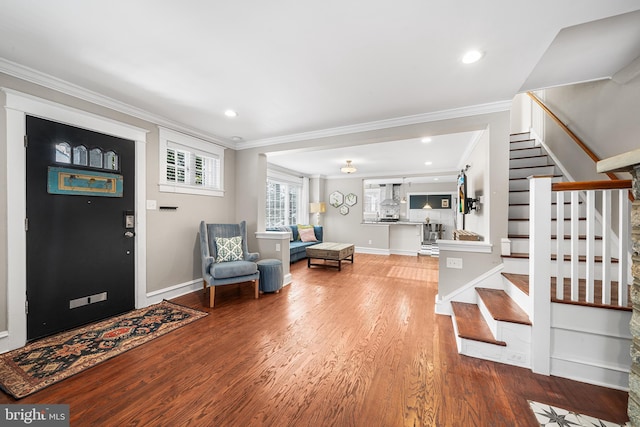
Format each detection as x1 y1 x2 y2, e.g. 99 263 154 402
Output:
451 302 506 346
476 288 531 325
501 273 529 296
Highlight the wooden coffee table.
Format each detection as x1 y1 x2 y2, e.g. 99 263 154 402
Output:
306 242 355 271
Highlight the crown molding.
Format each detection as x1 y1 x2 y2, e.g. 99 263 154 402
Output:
0 57 511 152
0 57 234 149
239 100 512 150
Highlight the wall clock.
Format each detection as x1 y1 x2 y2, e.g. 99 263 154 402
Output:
329 191 344 207
339 205 349 215
345 193 357 206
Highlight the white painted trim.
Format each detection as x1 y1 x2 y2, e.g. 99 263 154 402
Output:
0 58 233 149
283 273 293 286
158 184 225 198
255 231 290 239
158 127 226 198
434 264 504 315
0 58 512 153
550 357 630 391
240 100 512 149
146 279 203 305
1 89 148 352
437 240 493 253
390 249 419 257
355 247 392 256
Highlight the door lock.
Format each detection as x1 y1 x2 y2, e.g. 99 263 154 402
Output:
124 231 135 238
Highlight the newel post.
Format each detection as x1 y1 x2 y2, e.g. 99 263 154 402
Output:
597 149 640 426
529 176 552 375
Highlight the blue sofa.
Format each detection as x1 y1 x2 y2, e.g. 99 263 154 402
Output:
269 225 323 263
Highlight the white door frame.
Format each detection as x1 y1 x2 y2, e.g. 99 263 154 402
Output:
2 89 148 352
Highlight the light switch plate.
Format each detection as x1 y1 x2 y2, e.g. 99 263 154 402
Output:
146 200 157 210
446 257 463 269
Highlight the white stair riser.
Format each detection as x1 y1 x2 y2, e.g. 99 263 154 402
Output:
510 238 605 257
509 176 563 191
503 277 532 316
477 297 531 342
509 219 587 235
502 256 623 281
510 133 531 142
509 165 557 179
510 140 537 150
458 337 530 369
510 147 543 159
510 156 550 168
508 204 585 219
510 191 561 204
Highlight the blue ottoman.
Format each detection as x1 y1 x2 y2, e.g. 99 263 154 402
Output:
257 259 283 293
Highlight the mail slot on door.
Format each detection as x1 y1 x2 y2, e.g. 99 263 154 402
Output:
124 211 135 229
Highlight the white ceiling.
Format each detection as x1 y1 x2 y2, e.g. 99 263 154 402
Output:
1 1 639 178
268 131 482 180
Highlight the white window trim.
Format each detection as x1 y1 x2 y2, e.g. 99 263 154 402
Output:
158 127 225 197
266 167 304 227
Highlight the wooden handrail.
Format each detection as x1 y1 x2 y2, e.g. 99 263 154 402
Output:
526 91 619 182
552 179 631 192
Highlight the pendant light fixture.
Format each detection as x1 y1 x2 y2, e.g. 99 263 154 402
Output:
340 160 357 174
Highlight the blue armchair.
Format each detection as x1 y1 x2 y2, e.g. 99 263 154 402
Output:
199 220 260 308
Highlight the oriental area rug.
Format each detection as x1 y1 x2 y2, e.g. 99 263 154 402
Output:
0 300 207 399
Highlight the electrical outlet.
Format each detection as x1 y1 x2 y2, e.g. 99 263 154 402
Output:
275 243 281 252
368 240 372 245
446 257 463 269
146 200 157 210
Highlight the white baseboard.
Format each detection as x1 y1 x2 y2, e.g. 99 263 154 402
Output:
355 247 391 255
146 278 203 305
283 273 293 286
551 356 630 391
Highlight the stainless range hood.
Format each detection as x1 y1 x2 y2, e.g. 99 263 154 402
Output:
380 184 399 206
380 184 400 221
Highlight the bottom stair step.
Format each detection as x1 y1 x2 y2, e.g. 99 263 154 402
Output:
451 301 506 346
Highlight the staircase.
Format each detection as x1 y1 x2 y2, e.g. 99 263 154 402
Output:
447 132 632 390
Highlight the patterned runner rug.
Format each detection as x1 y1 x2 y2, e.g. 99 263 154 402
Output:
0 300 207 399
529 400 629 426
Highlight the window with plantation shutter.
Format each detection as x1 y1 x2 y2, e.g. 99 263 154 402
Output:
159 127 225 197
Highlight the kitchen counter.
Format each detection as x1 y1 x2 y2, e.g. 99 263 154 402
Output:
362 221 424 225
361 221 423 255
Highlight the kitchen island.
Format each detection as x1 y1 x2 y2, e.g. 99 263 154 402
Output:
361 221 424 256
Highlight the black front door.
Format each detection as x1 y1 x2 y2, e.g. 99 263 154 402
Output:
26 116 135 341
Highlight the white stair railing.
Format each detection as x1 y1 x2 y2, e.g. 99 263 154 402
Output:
529 177 632 374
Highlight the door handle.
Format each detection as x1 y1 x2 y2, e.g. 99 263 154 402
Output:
124 231 135 238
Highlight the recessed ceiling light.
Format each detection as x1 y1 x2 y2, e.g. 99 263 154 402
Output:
224 109 238 118
425 161 433 166
462 50 483 64
434 177 439 181
421 137 432 143
231 136 243 142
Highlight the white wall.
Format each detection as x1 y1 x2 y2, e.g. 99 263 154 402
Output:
541 76 640 182
0 72 237 333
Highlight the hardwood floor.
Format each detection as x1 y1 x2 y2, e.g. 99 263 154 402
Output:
0 254 629 426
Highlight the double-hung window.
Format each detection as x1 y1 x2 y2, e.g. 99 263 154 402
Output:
266 168 302 227
159 127 225 197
